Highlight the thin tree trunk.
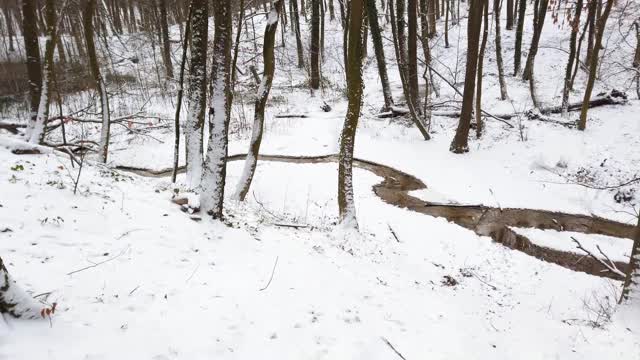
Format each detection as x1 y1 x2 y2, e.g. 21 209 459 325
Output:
201 0 233 218
633 20 639 99
570 11 591 90
419 0 433 127
561 0 583 117
310 0 321 89
338 0 366 228
184 0 208 190
366 0 394 110
585 0 597 66
231 0 246 86
291 0 305 68
172 1 194 183
28 0 57 145
475 0 488 138
444 0 449 47
21 0 42 134
494 0 508 100
408 0 420 107
523 0 549 81
450 0 483 153
619 216 640 305
235 0 283 201
513 0 526 75
578 0 613 131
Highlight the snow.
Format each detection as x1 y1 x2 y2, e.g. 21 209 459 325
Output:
1 2 640 359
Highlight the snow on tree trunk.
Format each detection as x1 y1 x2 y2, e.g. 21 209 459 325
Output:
0 256 46 319
475 0 488 138
184 0 208 190
201 0 232 218
578 0 614 131
21 0 42 135
235 1 283 202
338 0 365 229
620 217 640 306
27 0 56 144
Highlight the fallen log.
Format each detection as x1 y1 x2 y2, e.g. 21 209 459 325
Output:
0 122 26 135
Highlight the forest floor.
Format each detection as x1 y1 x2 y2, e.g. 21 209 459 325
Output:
2 5 640 360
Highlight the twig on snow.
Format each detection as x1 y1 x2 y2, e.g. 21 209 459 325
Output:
381 337 408 360
388 224 400 243
259 256 279 291
570 237 625 278
67 246 130 276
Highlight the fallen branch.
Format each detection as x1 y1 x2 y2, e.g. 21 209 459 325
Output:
67 246 129 276
570 237 625 278
388 224 400 243
274 114 309 118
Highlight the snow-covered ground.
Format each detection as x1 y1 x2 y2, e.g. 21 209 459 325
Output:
1 2 640 359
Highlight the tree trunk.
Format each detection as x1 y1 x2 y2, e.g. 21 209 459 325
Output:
329 0 336 20
428 0 437 37
310 0 321 89
231 0 246 87
158 0 174 79
450 0 483 153
291 0 306 68
82 0 111 162
619 216 640 305
366 0 394 110
494 0 508 100
419 0 433 127
585 0 597 66
21 0 42 132
633 20 639 99
172 1 194 183
201 0 233 218
561 0 583 117
184 0 208 190
3 2 15 52
27 0 57 145
578 0 613 131
475 0 488 138
235 0 283 201
444 0 449 47
523 0 549 81
338 0 366 228
0 256 48 319
408 0 419 107
506 0 514 30
513 0 526 75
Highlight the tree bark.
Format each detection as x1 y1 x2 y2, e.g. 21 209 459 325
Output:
184 0 208 190
494 0 508 100
513 0 526 75
450 0 483 153
408 0 419 107
82 0 111 162
578 0 613 131
475 0 488 138
172 1 194 183
523 0 549 81
366 0 394 110
201 0 233 218
428 0 437 37
0 256 48 319
235 0 283 201
21 0 42 131
158 0 174 79
506 0 514 30
633 20 639 99
27 0 57 145
561 0 583 117
310 0 321 89
291 0 306 68
338 0 366 228
619 216 640 305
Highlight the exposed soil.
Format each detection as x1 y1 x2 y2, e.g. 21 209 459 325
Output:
117 154 636 280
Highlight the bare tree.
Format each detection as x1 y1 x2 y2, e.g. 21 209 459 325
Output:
27 0 57 145
513 0 526 75
291 0 305 68
494 0 508 100
310 0 321 89
21 0 42 132
184 0 208 190
578 0 613 131
522 0 549 109
235 0 283 201
338 0 366 228
561 0 584 117
158 0 174 79
366 0 394 110
450 0 484 153
475 0 488 138
201 0 233 218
